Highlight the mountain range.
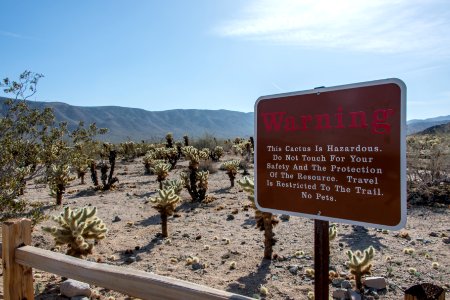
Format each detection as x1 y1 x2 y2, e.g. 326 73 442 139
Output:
1 97 449 142
0 98 254 142
407 115 450 135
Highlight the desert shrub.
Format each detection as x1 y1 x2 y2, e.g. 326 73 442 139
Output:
407 134 450 205
199 159 218 174
119 141 137 161
1 71 56 219
192 133 218 150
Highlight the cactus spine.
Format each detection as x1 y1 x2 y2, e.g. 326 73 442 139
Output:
42 206 107 258
238 176 279 259
149 188 180 237
346 246 375 291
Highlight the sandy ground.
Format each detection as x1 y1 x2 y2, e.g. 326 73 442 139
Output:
1 154 449 299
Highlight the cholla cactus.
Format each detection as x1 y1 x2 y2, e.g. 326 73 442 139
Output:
165 132 174 148
238 177 279 259
143 151 156 174
346 246 375 291
42 207 107 258
120 141 136 161
329 224 337 241
181 146 209 169
162 179 184 195
149 188 180 237
183 135 189 146
47 163 76 205
71 151 89 184
210 146 224 162
164 147 180 169
221 159 240 187
180 170 209 202
181 146 210 201
151 162 171 189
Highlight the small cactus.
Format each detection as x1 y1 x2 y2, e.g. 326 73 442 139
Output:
165 132 174 148
329 224 337 241
162 179 184 195
346 246 375 291
149 188 180 237
221 159 240 187
47 163 76 205
42 206 107 258
181 146 210 201
210 146 224 162
259 285 269 296
182 146 209 169
403 247 415 254
238 176 279 260
151 162 171 189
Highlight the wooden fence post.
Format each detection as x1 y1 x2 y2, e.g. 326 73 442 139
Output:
2 218 34 300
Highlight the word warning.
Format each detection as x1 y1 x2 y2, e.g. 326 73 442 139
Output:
255 78 406 229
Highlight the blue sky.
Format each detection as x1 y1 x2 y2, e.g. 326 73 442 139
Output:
1 0 449 120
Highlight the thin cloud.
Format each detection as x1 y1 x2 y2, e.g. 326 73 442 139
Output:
215 0 450 55
0 30 39 41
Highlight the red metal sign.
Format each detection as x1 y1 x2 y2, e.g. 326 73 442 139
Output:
255 79 406 229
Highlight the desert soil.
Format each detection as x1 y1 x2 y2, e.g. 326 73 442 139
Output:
0 154 449 300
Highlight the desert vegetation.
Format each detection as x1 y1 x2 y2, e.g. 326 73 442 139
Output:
0 71 449 299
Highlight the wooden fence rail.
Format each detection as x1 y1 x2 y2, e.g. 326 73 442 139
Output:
1 219 251 300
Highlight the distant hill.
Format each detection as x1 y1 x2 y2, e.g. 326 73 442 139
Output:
407 115 450 135
0 98 254 142
415 121 450 135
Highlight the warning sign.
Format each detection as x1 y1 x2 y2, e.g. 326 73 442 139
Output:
255 78 406 230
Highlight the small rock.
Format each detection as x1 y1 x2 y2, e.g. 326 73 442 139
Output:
60 279 91 298
182 233 190 238
280 214 290 221
221 254 230 259
429 232 439 237
341 280 352 289
332 289 348 299
364 277 386 290
125 256 136 264
191 263 203 270
112 216 121 222
135 246 140 250
332 278 344 287
226 214 235 221
348 290 362 300
195 234 202 240
288 265 299 275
